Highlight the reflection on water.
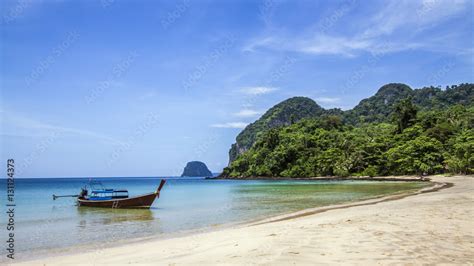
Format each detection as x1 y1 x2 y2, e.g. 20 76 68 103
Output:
77 207 155 226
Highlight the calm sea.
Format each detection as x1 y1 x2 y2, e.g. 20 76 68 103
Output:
0 177 428 260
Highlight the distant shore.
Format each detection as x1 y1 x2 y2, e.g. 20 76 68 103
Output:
211 175 431 182
16 175 474 265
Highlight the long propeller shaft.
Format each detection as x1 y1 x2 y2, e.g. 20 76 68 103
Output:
53 194 78 200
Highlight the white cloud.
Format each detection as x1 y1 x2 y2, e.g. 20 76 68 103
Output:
138 91 157 101
242 37 275 52
1 110 123 145
246 34 422 57
362 0 468 38
211 122 248 129
298 35 373 57
244 0 470 57
233 109 262 117
240 86 278 95
315 97 341 104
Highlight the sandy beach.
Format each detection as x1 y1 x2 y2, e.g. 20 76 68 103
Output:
16 176 474 265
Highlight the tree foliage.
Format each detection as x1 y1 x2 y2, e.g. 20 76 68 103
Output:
393 97 418 133
223 104 474 177
229 97 326 162
228 83 473 165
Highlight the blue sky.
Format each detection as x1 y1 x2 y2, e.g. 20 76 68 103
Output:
1 0 473 177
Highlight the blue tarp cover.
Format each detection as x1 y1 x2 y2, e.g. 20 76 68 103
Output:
88 197 112 200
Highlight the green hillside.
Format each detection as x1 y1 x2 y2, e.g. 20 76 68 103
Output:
345 83 474 124
223 83 473 177
229 97 327 162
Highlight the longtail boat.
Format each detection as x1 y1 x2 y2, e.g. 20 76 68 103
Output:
53 179 166 209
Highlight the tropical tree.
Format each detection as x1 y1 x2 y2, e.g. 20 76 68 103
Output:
393 97 418 133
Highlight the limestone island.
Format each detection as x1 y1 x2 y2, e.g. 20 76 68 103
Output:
181 161 212 177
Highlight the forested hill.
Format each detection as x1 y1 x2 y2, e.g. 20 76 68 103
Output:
223 83 473 178
228 97 330 162
345 83 473 124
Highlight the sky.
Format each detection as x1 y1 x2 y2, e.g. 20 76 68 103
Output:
1 0 473 177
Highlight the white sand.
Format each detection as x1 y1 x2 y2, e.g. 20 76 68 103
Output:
16 176 474 265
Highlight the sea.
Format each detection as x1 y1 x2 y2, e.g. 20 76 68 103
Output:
0 177 429 260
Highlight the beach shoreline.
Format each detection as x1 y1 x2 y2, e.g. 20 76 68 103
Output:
13 175 473 265
7 178 432 263
2 177 429 264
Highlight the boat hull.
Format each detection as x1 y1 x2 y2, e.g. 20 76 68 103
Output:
77 192 159 209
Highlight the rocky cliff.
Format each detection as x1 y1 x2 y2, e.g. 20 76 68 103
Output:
228 97 327 163
181 161 212 177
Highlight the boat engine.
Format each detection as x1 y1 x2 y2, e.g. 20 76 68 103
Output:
79 188 88 199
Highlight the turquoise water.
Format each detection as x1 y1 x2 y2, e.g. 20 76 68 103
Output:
0 177 428 260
